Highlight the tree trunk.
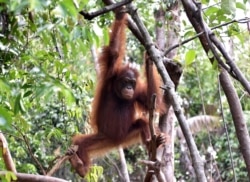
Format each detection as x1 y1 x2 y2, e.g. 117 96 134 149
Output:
154 2 181 181
219 69 250 179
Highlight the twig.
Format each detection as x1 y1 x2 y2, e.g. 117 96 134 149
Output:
47 145 78 176
23 135 46 175
46 156 70 176
12 125 46 175
102 0 145 44
164 17 250 56
79 0 133 20
144 94 166 182
140 160 165 182
164 32 203 56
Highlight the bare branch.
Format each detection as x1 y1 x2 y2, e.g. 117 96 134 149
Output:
102 0 144 44
0 171 68 182
165 17 250 57
47 145 78 176
79 0 133 20
46 156 70 176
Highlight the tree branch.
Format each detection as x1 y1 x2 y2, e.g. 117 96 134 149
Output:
181 0 250 179
127 3 207 181
79 0 133 20
0 171 68 182
0 132 16 173
12 125 46 175
181 0 250 94
165 16 250 57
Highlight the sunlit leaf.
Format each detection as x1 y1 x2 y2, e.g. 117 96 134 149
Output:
47 128 63 140
204 6 219 17
221 0 236 16
185 49 196 66
0 106 12 127
59 0 78 17
29 0 44 11
14 94 26 114
103 27 110 46
236 2 246 11
0 79 10 92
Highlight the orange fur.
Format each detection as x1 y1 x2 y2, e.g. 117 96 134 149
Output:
69 12 165 177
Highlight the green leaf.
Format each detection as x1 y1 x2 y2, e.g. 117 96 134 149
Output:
0 79 10 93
212 59 218 70
0 106 11 126
23 90 33 98
47 128 63 140
103 27 110 46
204 6 219 17
221 0 236 16
85 166 103 182
236 2 246 11
185 49 196 65
14 94 26 114
14 94 22 114
5 171 17 181
29 0 44 11
59 0 78 17
53 80 75 105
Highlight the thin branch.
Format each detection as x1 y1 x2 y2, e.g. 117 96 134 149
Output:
218 74 237 181
101 0 144 44
79 0 133 20
118 147 130 182
194 1 250 94
164 32 203 56
144 94 166 182
0 171 68 182
210 34 250 93
23 135 46 175
164 17 250 56
12 125 46 175
166 1 250 93
46 156 70 176
140 160 165 182
47 145 78 176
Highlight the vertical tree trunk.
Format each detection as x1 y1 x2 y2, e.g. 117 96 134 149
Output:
118 147 130 182
219 69 250 179
154 2 181 181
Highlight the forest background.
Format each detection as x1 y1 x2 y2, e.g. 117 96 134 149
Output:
0 0 250 181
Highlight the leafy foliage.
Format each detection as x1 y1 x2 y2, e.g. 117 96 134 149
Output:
0 0 250 181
